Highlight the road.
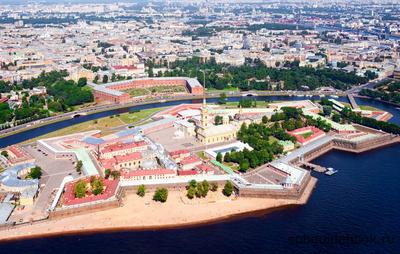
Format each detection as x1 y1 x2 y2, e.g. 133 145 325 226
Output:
345 77 390 94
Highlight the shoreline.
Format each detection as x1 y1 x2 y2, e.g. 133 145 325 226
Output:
0 92 343 140
0 177 317 243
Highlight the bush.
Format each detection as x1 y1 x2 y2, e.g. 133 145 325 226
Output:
223 181 234 197
153 188 168 202
137 184 146 197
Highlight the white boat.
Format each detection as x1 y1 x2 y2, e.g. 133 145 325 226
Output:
330 95 339 98
325 167 338 175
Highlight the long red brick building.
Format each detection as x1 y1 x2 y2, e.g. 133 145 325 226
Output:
92 77 204 104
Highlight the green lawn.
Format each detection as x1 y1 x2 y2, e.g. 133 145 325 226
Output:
151 86 187 93
206 86 238 92
126 86 187 97
300 131 314 139
119 107 165 124
336 101 382 111
218 101 271 108
196 151 208 160
128 88 150 97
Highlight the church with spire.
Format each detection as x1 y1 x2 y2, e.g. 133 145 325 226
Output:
195 97 239 145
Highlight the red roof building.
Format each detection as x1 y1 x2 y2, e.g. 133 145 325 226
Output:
180 155 202 171
100 152 143 171
100 141 147 159
287 126 326 145
169 149 190 163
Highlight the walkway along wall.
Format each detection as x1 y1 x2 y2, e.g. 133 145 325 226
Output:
237 172 313 199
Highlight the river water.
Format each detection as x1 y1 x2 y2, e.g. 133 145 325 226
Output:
0 96 399 253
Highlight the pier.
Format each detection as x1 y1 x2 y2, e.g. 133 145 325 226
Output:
348 94 359 109
299 162 327 173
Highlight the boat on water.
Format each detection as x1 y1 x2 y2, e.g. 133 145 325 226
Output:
325 167 338 175
330 95 339 98
296 94 304 97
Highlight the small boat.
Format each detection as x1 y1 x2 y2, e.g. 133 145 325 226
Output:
160 99 167 103
325 167 338 175
296 94 304 97
330 95 339 98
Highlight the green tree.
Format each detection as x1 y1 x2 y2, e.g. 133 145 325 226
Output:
189 179 197 189
74 180 87 198
200 180 209 197
102 75 109 83
195 183 204 198
332 113 341 123
76 160 83 174
153 188 168 202
239 159 250 172
216 152 223 163
104 169 111 179
29 166 42 179
91 178 104 195
224 152 231 162
111 170 121 179
322 105 332 116
187 187 195 199
262 115 268 124
211 183 218 192
223 181 234 197
137 184 146 197
77 77 87 87
214 115 223 125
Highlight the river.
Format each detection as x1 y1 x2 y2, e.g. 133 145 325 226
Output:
0 95 376 148
0 96 399 253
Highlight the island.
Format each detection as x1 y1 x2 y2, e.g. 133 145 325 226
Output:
1 94 399 242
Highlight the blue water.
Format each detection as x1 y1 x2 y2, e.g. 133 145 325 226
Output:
0 95 340 148
1 96 400 253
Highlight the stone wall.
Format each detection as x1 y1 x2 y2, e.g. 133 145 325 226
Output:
238 172 312 199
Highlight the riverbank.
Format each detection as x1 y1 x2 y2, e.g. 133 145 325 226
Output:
19 107 165 144
0 91 345 140
0 177 317 242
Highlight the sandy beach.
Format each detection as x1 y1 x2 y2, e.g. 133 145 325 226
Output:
0 177 316 242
